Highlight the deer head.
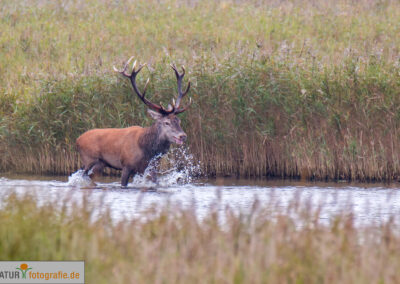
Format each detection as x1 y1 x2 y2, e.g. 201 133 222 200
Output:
114 57 192 144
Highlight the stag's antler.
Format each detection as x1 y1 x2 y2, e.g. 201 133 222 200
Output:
170 64 192 114
114 57 174 115
114 57 192 115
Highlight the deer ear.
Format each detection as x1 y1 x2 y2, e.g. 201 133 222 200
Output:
147 109 163 120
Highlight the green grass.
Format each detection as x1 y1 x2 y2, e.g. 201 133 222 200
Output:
1 0 400 180
1 191 400 283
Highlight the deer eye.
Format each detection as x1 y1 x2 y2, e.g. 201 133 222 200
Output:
164 121 171 126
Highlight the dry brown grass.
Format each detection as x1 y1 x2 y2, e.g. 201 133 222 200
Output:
1 192 400 283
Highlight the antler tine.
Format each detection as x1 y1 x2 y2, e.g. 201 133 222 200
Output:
170 63 191 109
130 60 147 77
113 56 135 76
142 77 150 96
116 57 174 115
182 81 191 96
174 97 193 114
170 63 179 78
159 102 174 112
179 65 190 98
131 60 137 71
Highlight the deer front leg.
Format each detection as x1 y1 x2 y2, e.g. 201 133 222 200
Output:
149 156 162 184
150 168 157 184
121 167 133 187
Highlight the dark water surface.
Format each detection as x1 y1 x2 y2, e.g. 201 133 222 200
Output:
1 173 400 225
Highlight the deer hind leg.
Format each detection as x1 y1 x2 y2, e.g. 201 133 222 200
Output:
81 157 103 177
82 160 96 176
89 161 105 179
78 151 97 175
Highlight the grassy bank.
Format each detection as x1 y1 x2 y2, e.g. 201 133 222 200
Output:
1 192 400 283
1 0 400 180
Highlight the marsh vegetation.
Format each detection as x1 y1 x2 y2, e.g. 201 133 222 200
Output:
0 0 399 180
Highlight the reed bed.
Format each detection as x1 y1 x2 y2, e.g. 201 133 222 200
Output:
0 0 400 180
1 191 400 283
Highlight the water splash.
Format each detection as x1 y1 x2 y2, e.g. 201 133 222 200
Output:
67 169 95 187
130 146 202 187
66 146 201 188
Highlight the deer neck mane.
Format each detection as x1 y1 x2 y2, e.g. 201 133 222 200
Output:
139 123 171 159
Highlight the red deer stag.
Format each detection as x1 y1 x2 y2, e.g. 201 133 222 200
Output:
76 57 191 186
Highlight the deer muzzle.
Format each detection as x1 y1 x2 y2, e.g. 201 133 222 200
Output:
174 133 187 145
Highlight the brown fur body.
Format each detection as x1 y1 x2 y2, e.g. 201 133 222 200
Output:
76 122 172 186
